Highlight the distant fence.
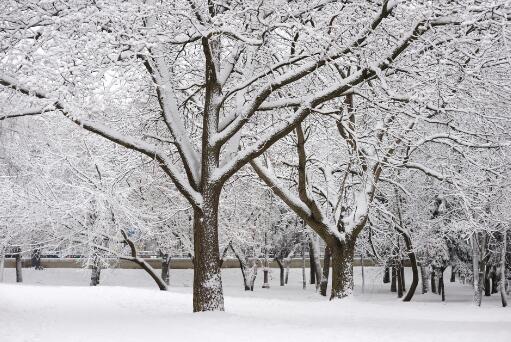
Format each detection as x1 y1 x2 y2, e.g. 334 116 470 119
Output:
3 257 409 269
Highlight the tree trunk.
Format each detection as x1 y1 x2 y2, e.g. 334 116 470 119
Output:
120 229 167 291
400 265 406 292
262 268 270 289
229 243 251 290
125 256 168 291
0 245 5 283
309 236 322 290
302 240 306 290
401 235 419 301
431 268 437 294
247 260 258 291
309 242 316 284
484 265 491 296
276 258 285 286
161 254 171 285
439 272 445 301
360 255 365 293
284 258 291 285
90 264 101 286
420 266 428 294
397 263 404 299
31 249 43 270
329 238 355 299
500 229 508 307
391 265 397 292
472 234 483 306
491 266 498 294
450 265 456 282
320 247 331 296
192 189 224 312
383 266 390 284
15 247 22 283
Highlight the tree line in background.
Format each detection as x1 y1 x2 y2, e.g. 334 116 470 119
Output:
0 0 510 311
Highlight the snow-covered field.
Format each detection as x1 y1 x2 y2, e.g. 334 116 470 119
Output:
1 267 510 342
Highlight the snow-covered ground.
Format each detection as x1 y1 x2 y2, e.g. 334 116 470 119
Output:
1 266 510 342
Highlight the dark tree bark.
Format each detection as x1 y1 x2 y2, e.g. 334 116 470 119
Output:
276 258 285 286
400 265 406 292
383 266 390 284
397 263 404 299
14 247 22 283
439 273 445 301
391 265 397 292
491 266 499 294
262 267 270 289
161 254 171 285
90 264 101 286
284 258 291 285
420 266 428 294
191 188 224 311
309 241 316 284
320 246 331 296
500 229 508 307
450 265 456 282
431 269 437 294
484 266 491 296
329 237 355 299
400 232 419 301
31 249 43 270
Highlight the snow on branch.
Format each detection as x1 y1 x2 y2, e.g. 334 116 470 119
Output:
0 106 56 121
0 74 203 209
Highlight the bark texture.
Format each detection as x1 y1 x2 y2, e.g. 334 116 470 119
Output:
192 192 224 311
161 254 171 285
15 247 22 283
329 238 355 299
320 247 331 296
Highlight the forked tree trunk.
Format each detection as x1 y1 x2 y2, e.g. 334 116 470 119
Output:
500 229 507 307
329 238 355 300
15 247 22 283
161 254 171 285
320 247 331 296
192 191 225 311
